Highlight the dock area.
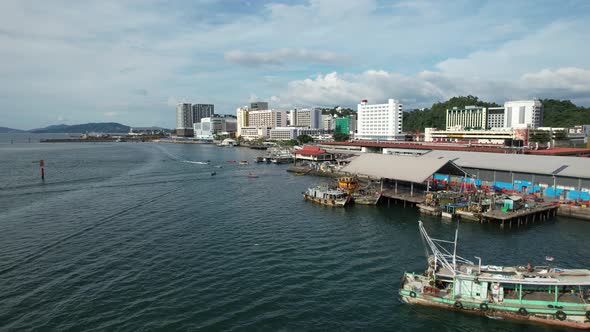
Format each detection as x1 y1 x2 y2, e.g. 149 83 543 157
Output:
481 204 560 228
381 189 425 207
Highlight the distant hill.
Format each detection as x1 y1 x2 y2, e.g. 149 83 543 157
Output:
29 122 131 133
0 127 26 133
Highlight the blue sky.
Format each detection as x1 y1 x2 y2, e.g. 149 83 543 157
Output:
1 0 589 129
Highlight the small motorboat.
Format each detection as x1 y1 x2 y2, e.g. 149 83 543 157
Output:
227 160 237 163
211 171 217 176
239 161 249 165
247 173 258 178
214 165 223 168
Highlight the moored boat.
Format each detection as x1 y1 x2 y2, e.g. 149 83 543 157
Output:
400 221 590 329
352 191 382 205
338 176 360 191
303 186 351 207
239 161 249 165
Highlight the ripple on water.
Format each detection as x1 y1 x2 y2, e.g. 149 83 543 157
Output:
0 143 589 331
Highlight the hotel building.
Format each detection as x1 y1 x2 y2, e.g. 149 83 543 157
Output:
356 99 403 140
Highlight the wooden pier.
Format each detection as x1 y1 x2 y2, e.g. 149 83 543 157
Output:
381 189 425 208
481 204 560 229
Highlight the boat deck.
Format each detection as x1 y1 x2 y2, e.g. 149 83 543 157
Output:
504 290 589 304
437 263 590 286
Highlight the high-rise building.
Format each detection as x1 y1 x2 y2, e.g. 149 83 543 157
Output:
191 104 214 125
292 108 322 129
176 103 193 137
247 110 287 129
236 106 249 137
504 100 543 129
250 101 269 111
356 99 403 140
322 115 335 131
335 116 353 134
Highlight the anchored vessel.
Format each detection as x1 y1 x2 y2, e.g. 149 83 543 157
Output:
352 191 382 205
303 186 351 207
338 176 360 191
400 221 590 329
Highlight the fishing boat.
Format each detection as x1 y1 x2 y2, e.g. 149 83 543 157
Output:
400 221 590 329
303 186 351 207
352 191 382 205
239 161 249 165
338 176 360 191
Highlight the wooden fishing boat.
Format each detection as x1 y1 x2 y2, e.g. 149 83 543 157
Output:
303 186 351 207
338 176 359 191
400 221 590 329
352 191 382 205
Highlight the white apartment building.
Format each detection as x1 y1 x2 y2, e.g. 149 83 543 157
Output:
356 99 403 140
194 117 238 139
247 110 287 129
504 100 543 129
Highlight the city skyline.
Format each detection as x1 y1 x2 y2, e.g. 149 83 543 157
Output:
1 0 590 129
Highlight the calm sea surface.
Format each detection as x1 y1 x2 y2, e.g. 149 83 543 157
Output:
1 140 589 331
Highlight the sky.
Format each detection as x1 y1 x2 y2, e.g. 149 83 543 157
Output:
1 0 590 129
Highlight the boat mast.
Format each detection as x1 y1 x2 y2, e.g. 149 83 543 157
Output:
418 220 473 277
452 226 458 272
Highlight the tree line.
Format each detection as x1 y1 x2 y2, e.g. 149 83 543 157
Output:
402 96 590 132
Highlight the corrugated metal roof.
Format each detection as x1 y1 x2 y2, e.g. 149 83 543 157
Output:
425 150 590 179
341 154 465 183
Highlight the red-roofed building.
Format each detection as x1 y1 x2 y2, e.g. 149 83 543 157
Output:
293 146 334 164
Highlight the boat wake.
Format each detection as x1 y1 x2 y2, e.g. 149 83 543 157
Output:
183 161 209 165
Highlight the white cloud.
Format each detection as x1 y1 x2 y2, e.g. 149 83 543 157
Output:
0 0 589 129
276 66 590 109
224 48 349 66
